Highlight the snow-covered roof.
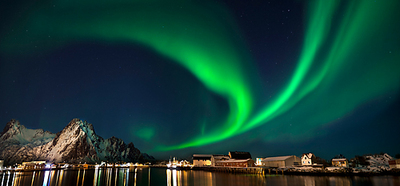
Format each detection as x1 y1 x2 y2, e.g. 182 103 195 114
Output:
332 158 347 161
212 155 230 160
193 154 212 157
212 155 229 158
261 156 293 162
302 153 314 159
216 158 252 163
365 153 393 167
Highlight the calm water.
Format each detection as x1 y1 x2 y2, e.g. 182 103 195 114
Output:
1 168 400 186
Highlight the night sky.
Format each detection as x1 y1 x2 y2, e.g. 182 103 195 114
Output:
1 0 399 160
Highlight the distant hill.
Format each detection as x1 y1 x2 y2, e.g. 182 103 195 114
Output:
0 119 153 165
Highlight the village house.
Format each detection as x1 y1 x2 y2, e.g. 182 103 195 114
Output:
332 158 349 167
331 154 349 168
301 153 317 166
193 154 212 167
259 155 300 168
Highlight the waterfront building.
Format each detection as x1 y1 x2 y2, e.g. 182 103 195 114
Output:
193 154 212 166
167 157 192 168
194 152 253 167
331 158 349 167
211 155 230 166
21 161 46 169
260 155 300 168
389 159 400 169
331 154 349 168
215 159 254 167
256 158 263 166
301 153 317 166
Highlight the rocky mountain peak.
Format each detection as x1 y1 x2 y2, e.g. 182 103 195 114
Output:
127 142 136 148
107 136 120 142
63 118 96 136
52 119 91 148
0 119 26 141
2 119 20 133
65 118 85 130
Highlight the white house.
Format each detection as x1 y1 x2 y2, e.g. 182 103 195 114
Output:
301 153 317 166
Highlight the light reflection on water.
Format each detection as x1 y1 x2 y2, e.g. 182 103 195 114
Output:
1 168 400 186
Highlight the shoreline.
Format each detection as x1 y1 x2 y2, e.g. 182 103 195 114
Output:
182 166 400 176
1 165 399 176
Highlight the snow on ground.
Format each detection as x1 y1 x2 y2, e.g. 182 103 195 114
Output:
365 153 392 168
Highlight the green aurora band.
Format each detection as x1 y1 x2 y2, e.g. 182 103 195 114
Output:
249 0 400 128
2 0 255 150
1 0 399 150
246 0 400 142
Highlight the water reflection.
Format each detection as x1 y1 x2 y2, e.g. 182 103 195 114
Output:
0 168 142 186
1 168 400 186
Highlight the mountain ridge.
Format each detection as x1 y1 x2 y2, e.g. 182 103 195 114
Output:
0 119 153 165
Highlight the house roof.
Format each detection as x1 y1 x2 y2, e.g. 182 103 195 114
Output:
216 158 253 163
212 155 229 158
229 151 252 159
302 153 315 159
212 155 230 160
261 156 293 162
332 158 347 161
193 154 212 157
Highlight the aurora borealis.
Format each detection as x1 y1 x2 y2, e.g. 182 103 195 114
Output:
1 0 399 159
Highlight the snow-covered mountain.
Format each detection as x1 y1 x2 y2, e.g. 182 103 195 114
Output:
0 119 56 164
365 153 393 168
0 119 153 165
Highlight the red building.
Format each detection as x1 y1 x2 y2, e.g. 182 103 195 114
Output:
215 159 254 167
